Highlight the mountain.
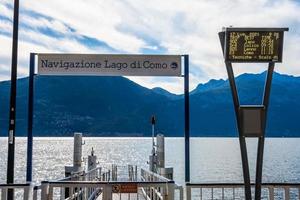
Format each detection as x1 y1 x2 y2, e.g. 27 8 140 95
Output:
187 72 300 136
0 76 169 136
152 87 181 100
0 72 299 137
191 78 226 94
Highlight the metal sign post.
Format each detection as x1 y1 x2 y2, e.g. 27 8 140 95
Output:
225 61 252 199
184 55 190 182
255 62 275 199
25 53 191 183
26 53 35 182
7 0 19 199
219 27 288 200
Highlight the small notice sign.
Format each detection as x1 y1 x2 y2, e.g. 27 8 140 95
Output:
112 184 138 193
37 54 182 76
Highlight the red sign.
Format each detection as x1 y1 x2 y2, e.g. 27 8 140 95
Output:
112 184 138 193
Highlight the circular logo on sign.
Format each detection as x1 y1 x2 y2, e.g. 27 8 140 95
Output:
112 185 120 193
170 62 178 69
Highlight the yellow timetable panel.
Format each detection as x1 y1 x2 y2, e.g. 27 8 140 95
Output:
223 28 287 63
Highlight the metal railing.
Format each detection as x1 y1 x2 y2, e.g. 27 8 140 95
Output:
141 168 183 200
0 166 182 200
39 180 177 200
186 183 300 200
30 166 181 200
0 183 33 200
33 167 103 200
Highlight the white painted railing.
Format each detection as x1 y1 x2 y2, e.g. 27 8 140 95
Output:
31 167 181 200
0 183 33 200
186 183 300 200
141 168 183 200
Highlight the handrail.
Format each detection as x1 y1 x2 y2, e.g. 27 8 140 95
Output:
45 180 174 185
40 180 176 200
141 168 172 182
0 183 34 200
141 168 182 200
187 182 300 186
186 182 300 200
0 183 32 187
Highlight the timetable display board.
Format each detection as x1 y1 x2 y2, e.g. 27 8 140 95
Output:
223 28 288 63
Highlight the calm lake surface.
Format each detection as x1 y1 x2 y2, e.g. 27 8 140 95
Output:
0 137 300 186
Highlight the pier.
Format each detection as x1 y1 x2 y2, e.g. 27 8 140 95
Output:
1 133 300 199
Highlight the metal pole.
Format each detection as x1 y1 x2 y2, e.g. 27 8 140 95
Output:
225 62 252 200
26 53 35 182
149 116 156 172
262 63 275 108
151 116 155 154
255 62 275 200
184 55 190 182
7 0 19 198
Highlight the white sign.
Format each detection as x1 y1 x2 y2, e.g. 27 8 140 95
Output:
37 54 182 76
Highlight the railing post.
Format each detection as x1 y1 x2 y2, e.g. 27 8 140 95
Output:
1 188 8 200
103 185 113 200
33 188 38 200
48 186 53 200
60 187 65 200
41 181 49 200
23 183 33 200
177 186 184 200
150 186 153 200
268 187 274 200
222 187 224 199
168 183 175 200
284 187 290 200
186 186 191 200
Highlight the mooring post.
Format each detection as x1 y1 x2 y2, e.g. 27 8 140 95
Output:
156 134 174 180
156 134 165 169
64 133 84 198
73 132 83 169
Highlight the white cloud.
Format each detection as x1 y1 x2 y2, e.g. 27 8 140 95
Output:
21 0 146 53
0 0 300 94
0 3 12 19
0 19 11 32
20 15 71 35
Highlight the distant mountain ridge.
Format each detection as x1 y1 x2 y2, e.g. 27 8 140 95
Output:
0 71 299 137
152 87 181 100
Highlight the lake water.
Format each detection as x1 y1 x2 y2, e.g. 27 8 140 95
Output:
0 137 300 187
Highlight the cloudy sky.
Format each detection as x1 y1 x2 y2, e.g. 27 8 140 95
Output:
0 0 299 93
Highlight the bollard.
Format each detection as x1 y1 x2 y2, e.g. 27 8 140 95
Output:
73 132 83 169
65 133 84 198
156 134 165 169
